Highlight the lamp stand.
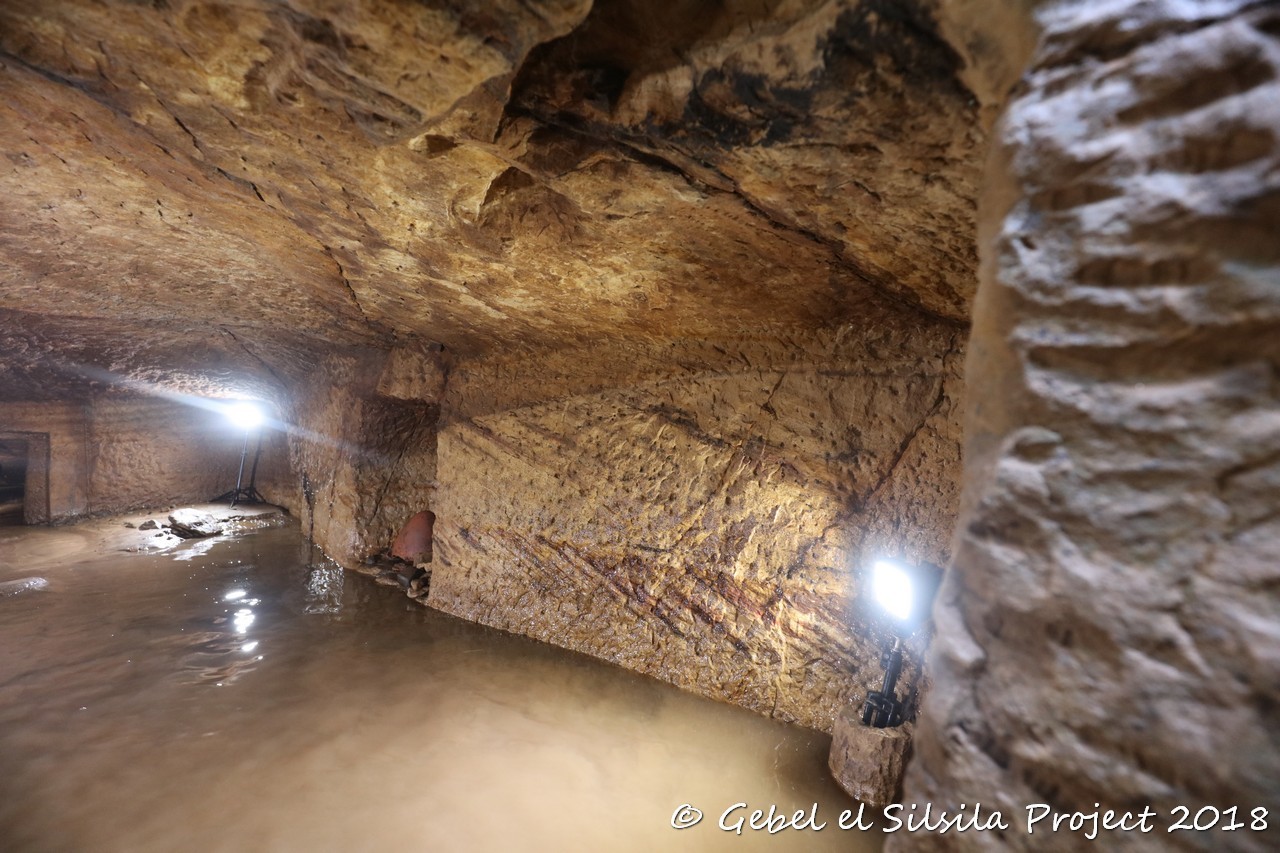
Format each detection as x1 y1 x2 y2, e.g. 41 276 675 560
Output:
862 636 906 728
212 429 266 507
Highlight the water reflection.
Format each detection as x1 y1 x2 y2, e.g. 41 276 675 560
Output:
172 537 221 561
0 524 870 852
304 561 344 615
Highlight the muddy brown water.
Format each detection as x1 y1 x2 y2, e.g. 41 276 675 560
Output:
0 520 877 852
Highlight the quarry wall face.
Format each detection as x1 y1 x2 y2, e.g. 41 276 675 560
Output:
0 0 984 733
282 347 442 569
0 397 244 521
428 328 965 733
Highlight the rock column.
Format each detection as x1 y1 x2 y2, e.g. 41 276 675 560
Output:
900 2 1280 850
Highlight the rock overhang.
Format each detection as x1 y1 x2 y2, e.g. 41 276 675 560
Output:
0 0 981 400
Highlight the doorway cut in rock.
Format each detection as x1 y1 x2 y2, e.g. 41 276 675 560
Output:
0 432 50 525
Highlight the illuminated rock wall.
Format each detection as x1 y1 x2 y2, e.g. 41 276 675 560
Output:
429 326 964 733
900 2 1280 848
0 397 243 520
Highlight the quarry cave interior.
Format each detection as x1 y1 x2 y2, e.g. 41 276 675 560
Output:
1 1 1277 851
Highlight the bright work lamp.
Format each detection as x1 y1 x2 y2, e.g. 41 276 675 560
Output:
872 558 915 623
862 557 942 728
212 400 268 507
225 401 265 431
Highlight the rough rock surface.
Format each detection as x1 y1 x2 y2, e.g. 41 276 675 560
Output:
899 2 1280 850
4 0 1275 821
430 325 963 732
166 509 223 539
0 0 980 401
829 714 913 808
285 348 441 568
0 398 243 520
0 1 980 731
0 0 990 806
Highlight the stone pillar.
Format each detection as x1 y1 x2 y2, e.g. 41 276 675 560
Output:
899 2 1280 850
830 711 914 808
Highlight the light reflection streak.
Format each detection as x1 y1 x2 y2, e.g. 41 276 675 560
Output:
174 539 222 562
233 609 255 634
65 365 388 463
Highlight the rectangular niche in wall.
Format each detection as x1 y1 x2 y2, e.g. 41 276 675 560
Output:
0 432 50 525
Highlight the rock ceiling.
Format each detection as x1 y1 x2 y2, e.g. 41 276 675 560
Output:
0 0 982 400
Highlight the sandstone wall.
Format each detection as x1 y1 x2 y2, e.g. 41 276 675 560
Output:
0 397 244 520
429 324 964 733
900 2 1280 849
284 347 441 568
0 402 87 521
84 398 245 513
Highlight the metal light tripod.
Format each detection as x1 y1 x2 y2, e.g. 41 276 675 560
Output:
212 428 266 507
862 636 906 728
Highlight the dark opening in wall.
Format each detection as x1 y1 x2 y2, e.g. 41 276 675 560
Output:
0 432 50 526
0 438 27 525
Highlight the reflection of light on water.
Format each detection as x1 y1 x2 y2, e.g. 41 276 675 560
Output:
304 564 344 615
223 589 246 601
233 609 255 634
179 629 263 687
174 538 221 561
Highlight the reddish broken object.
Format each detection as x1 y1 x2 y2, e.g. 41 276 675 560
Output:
391 510 435 563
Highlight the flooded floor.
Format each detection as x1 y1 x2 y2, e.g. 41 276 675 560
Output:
0 517 875 852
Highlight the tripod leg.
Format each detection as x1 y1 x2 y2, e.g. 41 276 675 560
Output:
231 430 249 507
243 431 266 503
247 432 262 491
